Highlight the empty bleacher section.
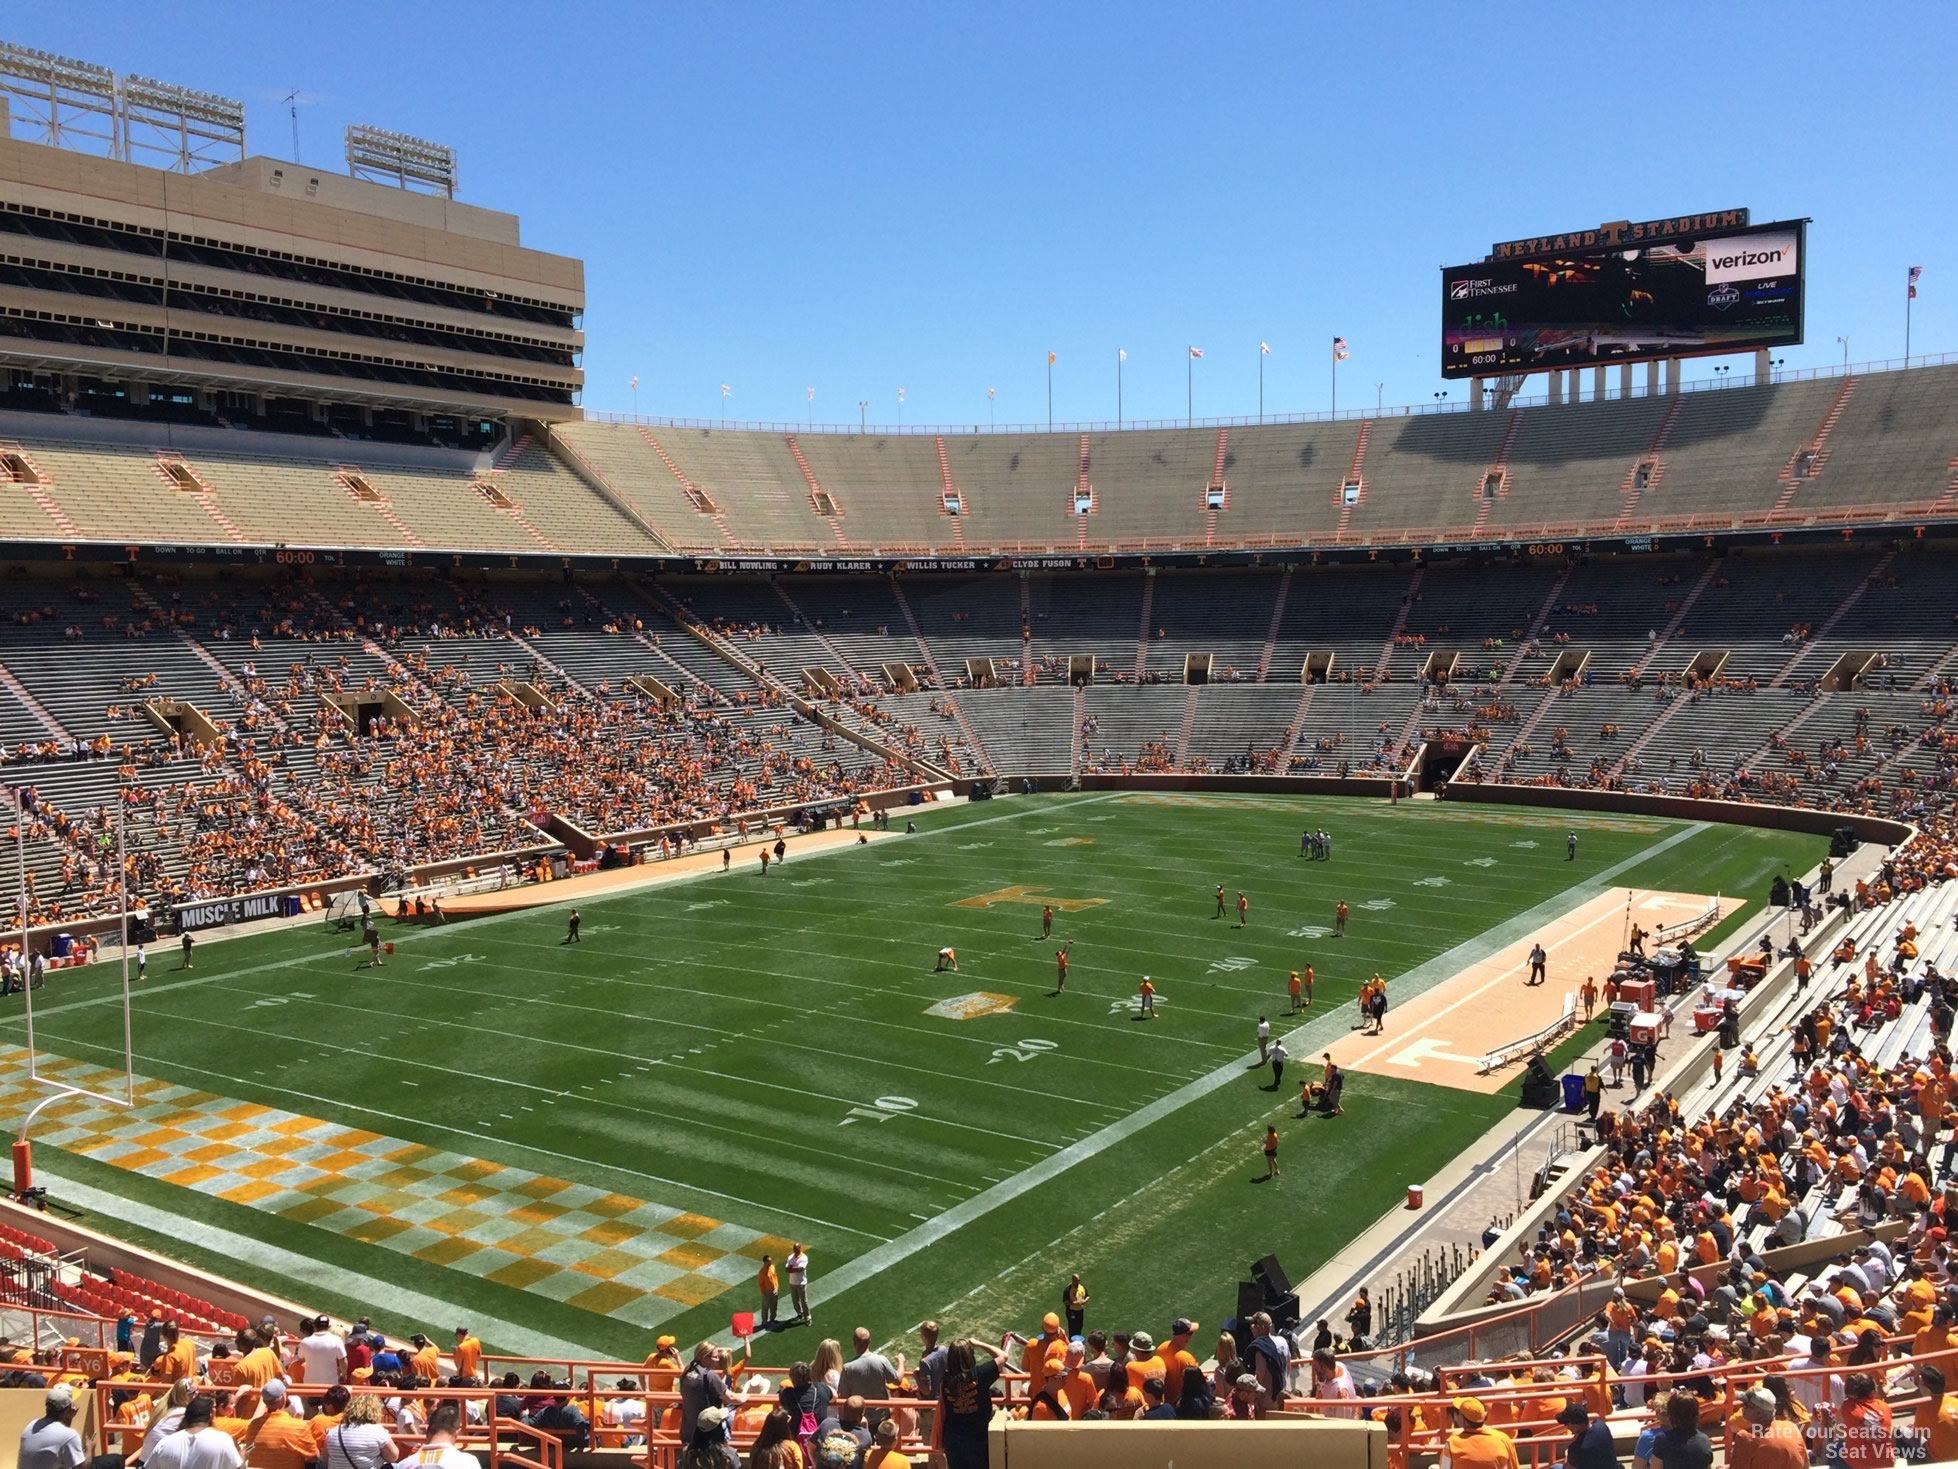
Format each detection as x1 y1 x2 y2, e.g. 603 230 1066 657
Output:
0 358 1953 556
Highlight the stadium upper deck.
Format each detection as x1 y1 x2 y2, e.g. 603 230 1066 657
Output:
0 356 1952 561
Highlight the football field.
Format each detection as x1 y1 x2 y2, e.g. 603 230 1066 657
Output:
0 793 1822 1360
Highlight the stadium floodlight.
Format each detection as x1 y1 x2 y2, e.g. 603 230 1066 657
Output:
0 41 119 159
10 789 135 1198
120 74 246 173
345 123 457 198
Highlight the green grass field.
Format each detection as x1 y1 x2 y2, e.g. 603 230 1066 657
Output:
0 793 1822 1360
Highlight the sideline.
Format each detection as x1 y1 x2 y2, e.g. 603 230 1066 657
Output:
813 821 1711 1316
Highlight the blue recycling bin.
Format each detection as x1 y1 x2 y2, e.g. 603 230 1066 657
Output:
1561 1073 1586 1112
51 933 73 958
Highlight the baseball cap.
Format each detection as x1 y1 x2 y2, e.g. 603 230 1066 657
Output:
697 1406 727 1432
656 1335 677 1349
1130 1331 1154 1353
1453 1396 1487 1425
1234 1373 1260 1391
1745 1388 1776 1414
1041 1312 1061 1332
1171 1318 1198 1336
261 1380 287 1405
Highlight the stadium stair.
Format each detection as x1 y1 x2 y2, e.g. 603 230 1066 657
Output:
1132 574 1154 681
1074 435 1094 551
771 580 862 683
1734 693 1830 775
1768 549 1896 686
0 662 75 744
1615 392 1684 529
544 427 684 551
1020 578 1035 687
502 629 590 697
1913 642 1958 692
1069 685 1086 783
1369 565 1423 683
1172 687 1200 767
330 465 428 547
1279 682 1317 759
125 585 292 734
1934 453 1958 517
933 437 967 553
1497 563 1575 684
1253 567 1292 684
1332 420 1371 539
148 457 247 544
0 442 80 537
473 471 562 552
1203 429 1228 547
890 578 994 775
1466 410 1521 540
628 426 727 547
1769 376 1857 515
1626 558 1720 679
785 435 851 550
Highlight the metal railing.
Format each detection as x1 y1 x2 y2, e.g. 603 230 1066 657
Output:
581 349 1958 438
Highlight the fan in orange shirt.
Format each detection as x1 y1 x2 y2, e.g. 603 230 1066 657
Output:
452 1327 483 1382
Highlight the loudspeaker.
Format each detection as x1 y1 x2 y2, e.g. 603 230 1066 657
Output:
1251 1254 1294 1299
1236 1280 1268 1322
1830 826 1857 858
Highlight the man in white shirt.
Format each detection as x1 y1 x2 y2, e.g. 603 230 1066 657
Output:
403 1402 479 1469
601 1377 647 1446
293 1315 348 1387
143 1395 242 1469
1309 1348 1360 1418
18 1385 84 1469
785 1243 811 1324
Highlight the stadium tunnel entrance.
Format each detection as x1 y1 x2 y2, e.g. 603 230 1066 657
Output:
1418 733 1479 788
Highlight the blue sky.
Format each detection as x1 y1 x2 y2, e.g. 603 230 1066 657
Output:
13 2 1955 428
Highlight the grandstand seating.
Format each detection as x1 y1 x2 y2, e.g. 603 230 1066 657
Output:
2 361 1955 558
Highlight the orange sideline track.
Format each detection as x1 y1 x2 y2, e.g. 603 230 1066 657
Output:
434 827 896 915
1323 888 1743 1094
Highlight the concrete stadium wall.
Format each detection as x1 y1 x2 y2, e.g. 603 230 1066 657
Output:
989 1414 1386 1468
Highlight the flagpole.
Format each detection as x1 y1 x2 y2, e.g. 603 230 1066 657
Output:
1331 345 1337 418
1047 356 1053 430
1187 354 1193 426
1259 348 1264 422
1906 276 1913 365
1117 351 1123 428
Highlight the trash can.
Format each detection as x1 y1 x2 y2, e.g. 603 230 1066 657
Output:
1406 1185 1424 1210
1561 1073 1587 1112
51 933 72 958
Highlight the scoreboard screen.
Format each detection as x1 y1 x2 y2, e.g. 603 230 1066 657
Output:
1440 220 1805 379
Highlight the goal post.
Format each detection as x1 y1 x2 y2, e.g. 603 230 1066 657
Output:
10 789 135 1198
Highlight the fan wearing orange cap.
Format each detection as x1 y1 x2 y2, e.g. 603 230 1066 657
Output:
1024 1314 1068 1397
1446 1395 1520 1469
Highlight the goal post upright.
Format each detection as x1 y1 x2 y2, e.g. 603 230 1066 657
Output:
11 789 136 1198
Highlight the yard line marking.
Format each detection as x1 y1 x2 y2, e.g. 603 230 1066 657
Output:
6 792 1126 1028
33 1027 887 1242
805 820 1715 1314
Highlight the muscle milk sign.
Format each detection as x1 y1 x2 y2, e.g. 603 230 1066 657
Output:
1702 230 1798 285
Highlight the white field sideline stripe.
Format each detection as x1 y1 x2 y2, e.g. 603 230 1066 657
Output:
803 820 1712 1317
26 1167 610 1361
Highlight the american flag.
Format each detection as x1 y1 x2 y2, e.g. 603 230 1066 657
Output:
1332 337 1350 361
720 383 731 396
1189 346 1204 359
1910 265 1923 300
